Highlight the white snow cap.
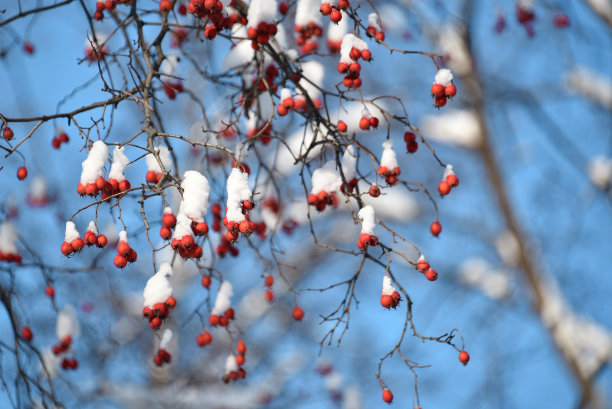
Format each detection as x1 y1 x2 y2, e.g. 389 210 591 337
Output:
86 221 98 235
143 262 174 307
280 87 292 101
161 53 180 77
64 221 80 243
311 161 342 194
160 329 173 349
328 11 348 41
29 175 47 200
226 168 252 223
518 0 535 10
297 61 324 101
85 32 108 50
340 34 368 63
212 281 233 315
380 140 398 169
459 257 510 300
172 213 194 240
367 13 382 31
178 171 210 223
588 156 612 189
382 275 397 296
108 146 130 182
343 385 363 409
56 305 80 340
443 164 455 178
164 207 173 215
119 230 129 243
566 67 612 110
80 140 109 184
225 353 239 373
438 25 471 75
247 0 277 28
342 145 356 181
296 0 322 26
145 145 172 173
0 222 18 254
358 205 376 235
420 109 482 149
434 68 454 87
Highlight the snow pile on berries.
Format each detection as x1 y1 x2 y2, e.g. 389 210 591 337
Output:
161 53 180 76
434 68 454 87
0 222 19 256
296 0 321 26
438 25 471 75
588 156 612 189
420 109 482 148
311 162 342 195
297 61 324 102
380 140 398 169
143 262 173 307
146 145 172 173
226 168 252 222
159 329 173 349
381 275 397 296
224 353 239 374
540 277 612 378
56 305 80 340
28 175 48 203
212 281 233 315
179 171 210 222
459 258 511 300
64 221 80 243
566 67 612 110
247 0 277 27
80 141 109 184
340 34 368 64
328 11 348 42
358 205 376 235
108 146 130 182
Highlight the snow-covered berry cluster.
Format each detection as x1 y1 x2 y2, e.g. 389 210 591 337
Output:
114 231 138 268
84 35 109 63
0 222 21 263
294 0 323 53
404 130 418 153
357 205 379 250
222 352 247 383
337 34 371 89
378 140 401 186
308 170 339 212
223 167 255 243
171 171 210 259
359 110 379 130
431 68 457 108
438 164 460 196
277 88 296 117
93 0 118 21
54 306 79 371
209 281 235 327
83 221 108 248
77 141 108 197
153 329 173 366
246 0 278 49
327 9 347 52
320 0 350 24
142 263 175 330
216 235 240 257
145 145 171 184
61 221 85 257
186 0 233 40
159 207 176 240
380 275 401 309
516 0 536 36
417 255 438 281
51 128 69 149
366 13 385 41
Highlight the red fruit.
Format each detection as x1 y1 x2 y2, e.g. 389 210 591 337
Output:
17 167 28 180
337 120 348 132
446 174 459 188
380 294 392 309
430 221 442 237
292 305 304 321
360 49 372 61
61 242 74 256
209 314 220 326
154 354 163 366
96 234 108 248
337 62 349 74
239 220 252 235
369 184 380 197
417 260 430 272
235 354 246 366
21 326 33 341
114 254 127 268
95 176 106 191
236 340 247 354
359 117 370 130
382 388 393 403
94 10 104 20
378 166 389 176
197 331 213 346
178 3 187 14
406 140 418 153
159 0 172 11
225 307 235 320
391 291 401 306
44 285 55 298
3 127 14 140
146 170 157 183
330 8 342 23
375 31 385 41
277 104 288 116
193 222 209 236
85 183 97 196
119 179 131 191
264 288 274 302
219 315 229 327
201 275 211 288
71 238 84 252
142 306 152 317
188 244 202 259
166 296 177 309
117 241 130 256
438 180 451 196
553 13 570 28
425 268 438 281
149 316 162 330
349 47 361 60
445 83 457 98
160 226 172 240
386 175 397 186
459 350 470 365
51 136 62 149
404 131 416 142
320 3 332 15
369 116 379 128
337 0 349 9
434 95 447 107
126 248 138 262
211 203 221 214
279 1 288 14
431 83 445 97
264 274 274 287
23 41 34 54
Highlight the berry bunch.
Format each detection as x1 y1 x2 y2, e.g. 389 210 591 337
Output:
83 221 108 248
295 22 323 54
431 68 457 108
320 0 350 24
51 129 69 149
113 232 138 268
247 22 278 50
196 330 213 347
404 131 418 153
52 336 78 370
277 88 296 116
357 232 379 250
159 207 177 240
153 348 171 366
437 165 460 196
307 190 339 212
216 235 240 257
187 0 233 37
163 81 184 100
208 307 235 327
142 296 177 330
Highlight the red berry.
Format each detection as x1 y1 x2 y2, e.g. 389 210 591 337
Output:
23 42 34 54
375 31 385 41
193 222 209 236
61 242 74 256
94 10 104 20
149 316 162 330
201 275 211 288
425 268 438 281
165 296 177 309
71 238 84 253
320 3 332 16
146 170 157 183
336 120 347 133
264 288 274 302
96 234 108 248
430 221 442 237
3 127 14 140
369 116 379 128
114 254 127 268
337 62 349 74
337 0 349 9
196 331 213 346
21 326 33 341
438 180 451 196
236 340 247 354
264 274 274 287
292 305 304 321
446 174 459 188
159 0 172 11
403 131 416 142
17 166 28 180
445 83 457 98
349 47 361 60
382 388 393 404
330 8 342 23
459 350 470 365
209 314 220 326
431 83 445 97
380 294 392 309
44 285 55 298
434 95 447 107
279 1 288 14
160 226 172 240
126 248 138 263
236 354 246 366
119 179 131 191
369 184 380 197
359 117 370 130
360 49 372 61
553 13 570 28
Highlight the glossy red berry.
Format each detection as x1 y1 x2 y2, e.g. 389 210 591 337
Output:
431 83 445 97
196 331 213 346
44 285 55 298
369 184 381 197
3 127 14 140
425 268 438 281
264 274 274 287
430 221 442 237
292 305 304 321
359 117 370 130
96 234 108 248
236 340 247 354
21 326 33 341
330 8 342 23
159 0 172 11
114 254 127 268
17 167 28 180
337 120 348 132
380 294 392 308
459 349 470 365
446 174 459 188
382 388 393 404
201 275 211 288
438 180 451 196
445 83 457 98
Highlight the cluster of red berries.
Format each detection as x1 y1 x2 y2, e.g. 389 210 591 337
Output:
253 64 280 94
143 296 177 330
187 0 235 38
277 94 296 117
216 235 240 257
51 130 69 149
357 232 379 250
404 131 418 153
369 184 381 197
17 166 28 180
246 122 273 145
60 357 79 370
3 126 14 140
247 21 278 50
337 47 372 89
417 257 438 281
264 274 275 302
366 24 385 42
171 233 204 260
307 190 339 212
77 176 131 199
382 388 393 403
113 239 138 268
234 340 247 368
84 228 108 248
430 220 442 237
431 81 457 108
21 326 33 341
378 165 401 186
145 168 164 184
153 348 171 366
340 177 359 195
196 330 212 347
359 114 379 130
223 200 256 243
320 0 350 24
0 249 21 263
61 235 85 257
164 81 184 100
159 208 176 240
294 22 323 54
85 43 109 63
93 0 116 21
380 290 401 309
170 28 189 48
438 172 459 196
52 336 78 370
209 307 235 327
